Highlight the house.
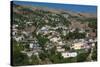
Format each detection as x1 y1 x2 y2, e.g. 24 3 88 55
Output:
45 19 49 23
57 48 65 52
58 41 64 46
12 31 17 36
71 42 84 50
71 41 93 50
84 44 91 49
41 27 48 31
26 22 33 24
34 52 39 55
13 24 18 29
79 29 85 33
63 14 69 18
13 35 24 42
37 26 49 35
91 43 95 47
22 31 29 36
89 32 96 37
62 30 67 36
61 52 77 58
89 39 94 42
29 42 40 49
86 33 90 37
29 43 34 49
70 28 75 32
57 46 61 49
94 38 97 42
50 37 59 43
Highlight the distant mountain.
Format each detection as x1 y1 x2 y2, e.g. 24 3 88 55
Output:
13 3 96 18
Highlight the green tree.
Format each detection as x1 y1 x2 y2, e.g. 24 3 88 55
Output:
36 34 49 48
77 52 89 62
92 42 97 61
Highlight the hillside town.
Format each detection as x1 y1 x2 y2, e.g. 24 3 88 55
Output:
11 2 97 66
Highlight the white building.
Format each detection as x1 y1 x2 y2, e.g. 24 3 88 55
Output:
89 39 94 42
26 22 33 24
91 43 95 47
63 14 69 18
22 31 29 36
58 41 65 46
29 43 34 49
50 37 59 43
71 42 84 50
61 52 77 58
79 29 85 33
13 24 18 29
62 30 67 36
13 35 24 42
57 48 65 52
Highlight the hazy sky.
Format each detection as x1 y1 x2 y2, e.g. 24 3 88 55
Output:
13 1 97 13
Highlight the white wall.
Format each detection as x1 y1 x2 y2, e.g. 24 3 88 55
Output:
0 0 100 67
